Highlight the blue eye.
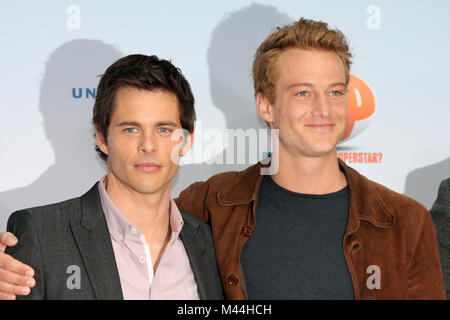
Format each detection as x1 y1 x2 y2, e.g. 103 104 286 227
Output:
158 127 172 135
330 90 344 96
297 91 309 97
124 128 138 133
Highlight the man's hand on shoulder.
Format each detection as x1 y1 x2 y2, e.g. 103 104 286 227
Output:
0 232 35 300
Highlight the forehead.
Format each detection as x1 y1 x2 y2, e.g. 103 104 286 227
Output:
274 48 346 85
111 87 180 123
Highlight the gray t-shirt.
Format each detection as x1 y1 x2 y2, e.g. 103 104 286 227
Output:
241 175 354 299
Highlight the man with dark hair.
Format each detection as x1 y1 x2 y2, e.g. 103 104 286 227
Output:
0 54 222 299
0 19 446 300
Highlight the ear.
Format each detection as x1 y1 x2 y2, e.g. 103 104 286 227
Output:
95 127 109 156
256 93 275 125
180 128 195 157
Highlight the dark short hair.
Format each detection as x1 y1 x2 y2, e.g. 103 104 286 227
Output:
93 54 196 161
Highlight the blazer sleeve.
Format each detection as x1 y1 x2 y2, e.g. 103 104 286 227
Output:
430 178 450 299
5 210 45 300
175 181 212 223
407 210 446 299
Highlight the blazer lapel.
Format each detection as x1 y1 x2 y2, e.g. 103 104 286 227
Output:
70 183 123 300
179 212 211 300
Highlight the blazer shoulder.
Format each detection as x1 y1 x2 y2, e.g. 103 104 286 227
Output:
438 177 450 190
431 178 450 212
10 196 82 221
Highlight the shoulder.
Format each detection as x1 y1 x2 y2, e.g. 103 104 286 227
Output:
372 178 427 214
432 178 450 212
184 170 242 194
9 197 82 223
430 178 450 242
8 182 100 225
181 163 262 196
345 163 430 227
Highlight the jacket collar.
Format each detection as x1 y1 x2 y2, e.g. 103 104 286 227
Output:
69 182 124 300
338 159 396 233
216 158 396 231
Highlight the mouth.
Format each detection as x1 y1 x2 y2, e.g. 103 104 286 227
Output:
305 124 335 131
134 162 162 173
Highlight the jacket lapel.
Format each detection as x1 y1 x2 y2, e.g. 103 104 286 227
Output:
179 211 211 300
70 183 123 300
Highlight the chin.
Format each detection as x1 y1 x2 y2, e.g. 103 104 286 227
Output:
133 185 164 195
127 179 162 194
302 143 337 158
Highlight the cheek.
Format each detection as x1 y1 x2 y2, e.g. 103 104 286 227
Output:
335 103 348 121
279 102 307 125
109 138 136 164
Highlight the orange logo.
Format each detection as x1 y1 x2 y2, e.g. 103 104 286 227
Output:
340 74 376 142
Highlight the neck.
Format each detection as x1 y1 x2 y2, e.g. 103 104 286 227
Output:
270 147 347 195
103 175 171 236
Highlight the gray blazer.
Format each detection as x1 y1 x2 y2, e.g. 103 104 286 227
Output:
430 178 450 300
6 183 224 300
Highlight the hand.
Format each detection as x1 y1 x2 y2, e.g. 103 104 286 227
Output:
0 232 36 300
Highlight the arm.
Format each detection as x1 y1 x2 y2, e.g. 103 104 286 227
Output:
429 178 450 299
0 232 36 300
407 211 446 299
4 211 44 299
175 181 212 223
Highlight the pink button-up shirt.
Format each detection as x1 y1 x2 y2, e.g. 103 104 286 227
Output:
98 178 199 300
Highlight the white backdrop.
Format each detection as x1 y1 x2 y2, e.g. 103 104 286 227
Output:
1 0 449 231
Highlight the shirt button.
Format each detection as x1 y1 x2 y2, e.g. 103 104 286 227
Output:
130 228 137 234
242 225 252 237
227 274 239 286
139 256 145 263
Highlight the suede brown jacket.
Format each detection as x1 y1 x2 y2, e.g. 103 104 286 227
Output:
175 159 446 300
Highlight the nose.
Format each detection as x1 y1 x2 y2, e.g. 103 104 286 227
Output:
311 92 331 118
139 130 157 154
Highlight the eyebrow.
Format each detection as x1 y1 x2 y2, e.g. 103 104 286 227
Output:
155 121 179 127
287 82 314 90
328 82 347 88
287 82 347 90
116 121 141 127
115 121 180 128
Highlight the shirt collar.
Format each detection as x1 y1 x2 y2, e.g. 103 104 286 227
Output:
168 199 184 245
98 176 184 247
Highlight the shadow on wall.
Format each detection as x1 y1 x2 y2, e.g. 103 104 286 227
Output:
404 157 450 209
0 40 123 231
171 3 292 197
